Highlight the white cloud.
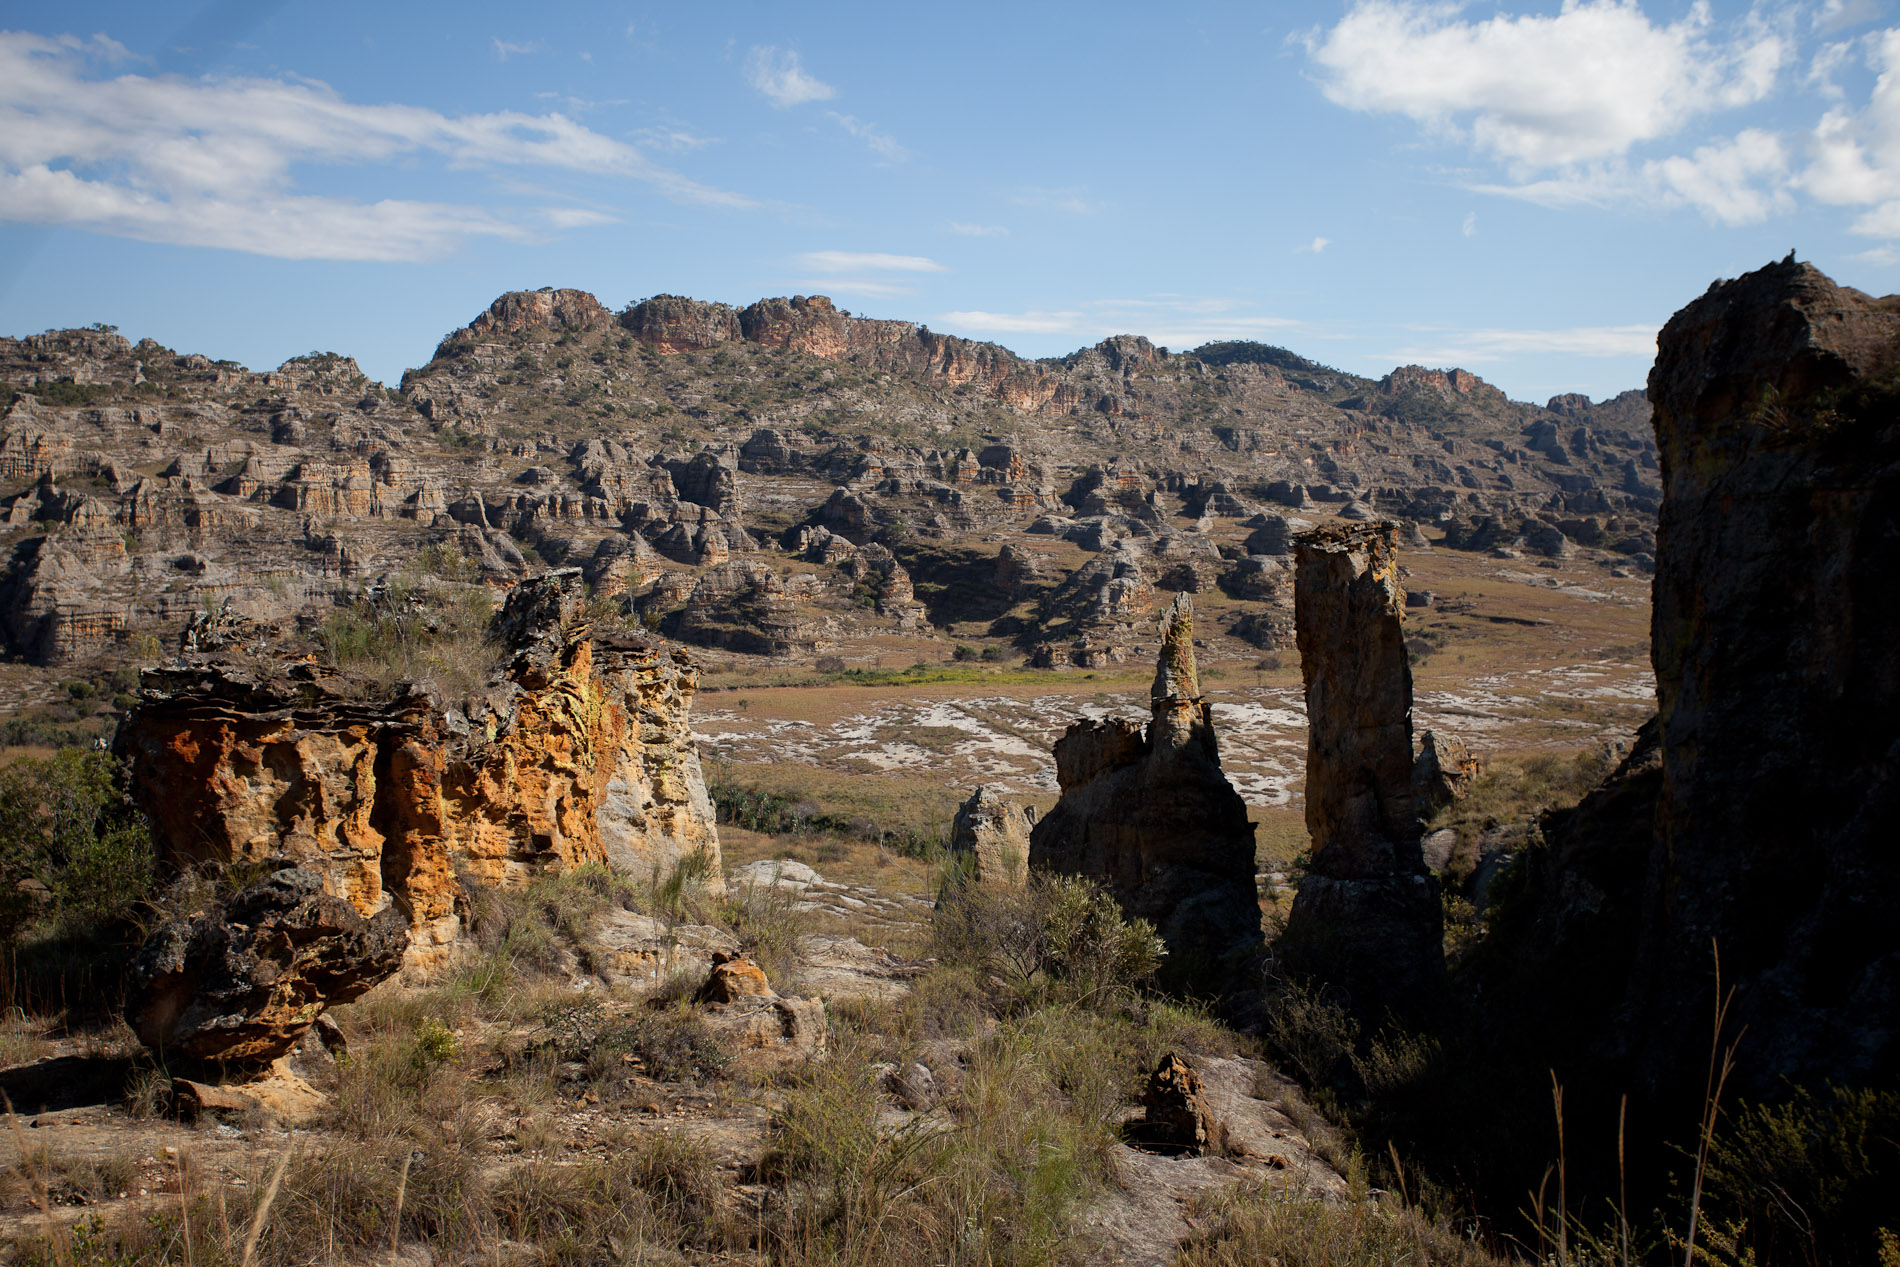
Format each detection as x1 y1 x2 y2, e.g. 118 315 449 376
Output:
1297 236 1331 253
1389 324 1659 363
947 221 1008 236
1798 28 1900 235
745 46 835 108
797 251 946 273
1808 38 1859 98
492 38 545 61
1648 128 1793 223
0 30 751 261
1310 1 1787 169
939 310 1085 334
632 125 718 153
1462 211 1477 237
827 111 906 161
540 207 619 229
1815 0 1883 34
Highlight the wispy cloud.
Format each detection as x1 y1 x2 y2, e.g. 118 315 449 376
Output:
1388 324 1659 363
632 125 719 153
745 46 835 108
0 30 753 261
827 111 906 161
540 207 620 229
792 249 945 300
1461 211 1477 237
492 38 546 61
797 251 946 273
534 92 629 114
1297 236 1331 253
947 221 1009 237
1011 186 1102 215
937 296 1300 349
939 309 1083 334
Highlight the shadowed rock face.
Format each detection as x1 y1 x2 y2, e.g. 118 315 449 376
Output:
1625 259 1900 1095
116 569 722 975
126 868 407 1064
1282 523 1443 1011
1029 595 1262 980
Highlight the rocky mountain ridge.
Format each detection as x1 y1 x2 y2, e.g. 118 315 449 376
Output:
0 289 1659 681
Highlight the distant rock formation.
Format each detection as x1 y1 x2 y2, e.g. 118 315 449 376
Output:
116 569 722 976
1412 729 1481 821
947 785 1034 887
1028 594 1262 981
1281 522 1443 1011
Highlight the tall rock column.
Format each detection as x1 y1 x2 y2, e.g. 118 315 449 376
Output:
1282 522 1443 1010
1627 258 1900 1096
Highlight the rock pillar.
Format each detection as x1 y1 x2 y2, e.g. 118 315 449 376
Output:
1282 522 1443 1009
1029 594 1262 984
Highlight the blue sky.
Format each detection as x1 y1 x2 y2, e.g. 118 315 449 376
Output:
2 1 1897 403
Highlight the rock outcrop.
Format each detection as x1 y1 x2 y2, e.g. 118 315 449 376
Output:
1623 259 1900 1096
125 868 407 1063
947 785 1034 887
1281 523 1443 1011
1136 1052 1226 1156
1412 729 1481 821
1028 595 1261 980
116 569 723 974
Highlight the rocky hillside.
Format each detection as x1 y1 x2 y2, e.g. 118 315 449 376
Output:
0 289 1659 686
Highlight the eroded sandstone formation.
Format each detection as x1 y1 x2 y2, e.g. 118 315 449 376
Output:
1028 595 1261 978
116 569 723 974
1625 259 1900 1094
1282 523 1443 1010
125 868 407 1063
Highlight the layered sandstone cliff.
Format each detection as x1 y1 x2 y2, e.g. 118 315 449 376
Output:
116 569 722 973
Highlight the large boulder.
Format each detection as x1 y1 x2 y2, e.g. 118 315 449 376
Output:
126 868 407 1064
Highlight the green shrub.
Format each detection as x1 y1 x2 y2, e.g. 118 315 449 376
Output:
930 875 1164 1012
1692 1085 1900 1266
0 748 154 1009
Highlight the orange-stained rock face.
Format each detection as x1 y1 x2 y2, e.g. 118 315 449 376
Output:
117 570 722 975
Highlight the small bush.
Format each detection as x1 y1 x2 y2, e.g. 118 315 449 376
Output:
0 748 155 1012
931 875 1164 1012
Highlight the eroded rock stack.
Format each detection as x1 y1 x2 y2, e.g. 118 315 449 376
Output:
947 785 1034 887
116 569 722 978
1624 259 1900 1095
1028 595 1261 980
1282 522 1443 1011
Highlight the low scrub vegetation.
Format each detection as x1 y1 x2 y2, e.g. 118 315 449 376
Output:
0 748 154 1015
